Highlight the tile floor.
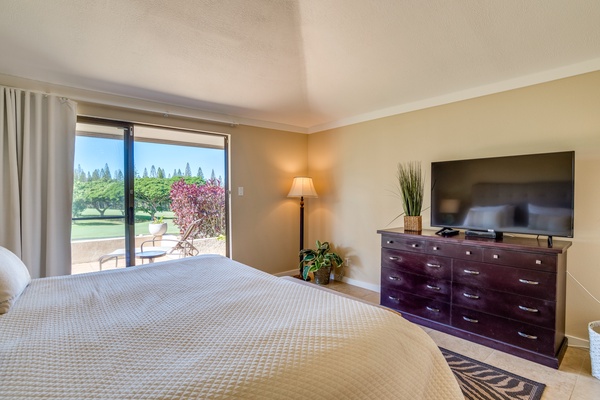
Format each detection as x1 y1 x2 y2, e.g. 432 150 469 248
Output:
324 280 600 400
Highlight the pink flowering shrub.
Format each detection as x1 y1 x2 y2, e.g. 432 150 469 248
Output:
169 178 226 238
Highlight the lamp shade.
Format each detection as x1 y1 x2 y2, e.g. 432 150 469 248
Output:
287 177 318 198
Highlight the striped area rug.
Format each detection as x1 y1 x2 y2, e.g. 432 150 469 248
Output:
440 347 545 400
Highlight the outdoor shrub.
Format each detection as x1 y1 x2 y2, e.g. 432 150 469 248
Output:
170 178 225 238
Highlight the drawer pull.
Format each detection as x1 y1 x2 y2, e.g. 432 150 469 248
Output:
432 246 439 251
386 240 394 244
388 295 400 301
465 250 472 255
519 279 539 285
493 254 499 259
518 332 538 340
389 256 400 261
426 306 440 313
426 284 441 291
462 316 478 323
426 263 441 269
464 269 480 275
535 260 542 265
518 305 539 313
463 293 480 299
388 276 401 281
411 243 420 248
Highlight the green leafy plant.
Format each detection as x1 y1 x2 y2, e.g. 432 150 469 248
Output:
152 215 164 224
396 161 424 217
299 240 343 281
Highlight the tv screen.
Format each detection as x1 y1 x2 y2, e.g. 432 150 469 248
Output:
431 151 574 238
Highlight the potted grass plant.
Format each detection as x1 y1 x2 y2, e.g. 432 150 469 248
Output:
396 161 424 232
299 240 343 285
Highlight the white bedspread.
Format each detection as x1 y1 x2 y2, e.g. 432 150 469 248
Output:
0 255 462 399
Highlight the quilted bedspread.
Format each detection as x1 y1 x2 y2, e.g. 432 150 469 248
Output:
0 255 462 399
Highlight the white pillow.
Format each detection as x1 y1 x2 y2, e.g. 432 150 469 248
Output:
0 246 31 314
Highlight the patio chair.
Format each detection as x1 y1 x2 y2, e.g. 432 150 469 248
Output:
140 218 204 258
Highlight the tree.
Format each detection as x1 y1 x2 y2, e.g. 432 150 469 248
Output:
75 180 123 217
157 167 165 179
185 162 192 177
210 169 216 180
135 177 171 219
74 164 86 182
91 169 101 181
150 165 157 178
114 169 124 181
71 180 88 217
177 168 182 176
102 163 112 180
143 167 148 178
173 168 178 178
197 167 204 179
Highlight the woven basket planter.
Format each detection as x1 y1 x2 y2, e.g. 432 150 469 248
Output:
404 216 422 232
589 321 600 379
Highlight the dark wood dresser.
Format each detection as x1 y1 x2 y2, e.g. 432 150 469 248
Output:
377 228 571 368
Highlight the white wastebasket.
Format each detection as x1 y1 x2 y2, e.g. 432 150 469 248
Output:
589 321 600 380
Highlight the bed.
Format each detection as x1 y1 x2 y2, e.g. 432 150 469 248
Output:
0 254 462 399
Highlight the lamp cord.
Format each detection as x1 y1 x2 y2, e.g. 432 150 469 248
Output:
567 270 600 305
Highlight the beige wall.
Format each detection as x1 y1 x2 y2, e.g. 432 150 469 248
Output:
71 104 309 275
307 71 600 342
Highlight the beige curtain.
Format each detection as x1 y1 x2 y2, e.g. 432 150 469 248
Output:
0 87 77 278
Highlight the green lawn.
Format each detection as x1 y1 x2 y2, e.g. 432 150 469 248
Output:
71 209 180 241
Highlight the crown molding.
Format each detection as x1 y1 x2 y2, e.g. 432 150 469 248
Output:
3 56 600 136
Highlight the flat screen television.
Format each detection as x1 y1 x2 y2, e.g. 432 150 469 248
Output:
430 151 574 238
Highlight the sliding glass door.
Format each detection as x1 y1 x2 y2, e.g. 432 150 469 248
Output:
71 120 228 274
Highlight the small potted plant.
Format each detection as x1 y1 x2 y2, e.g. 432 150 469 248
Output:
148 215 168 236
299 240 343 285
396 161 424 231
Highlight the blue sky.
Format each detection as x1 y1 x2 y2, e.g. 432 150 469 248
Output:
74 136 225 180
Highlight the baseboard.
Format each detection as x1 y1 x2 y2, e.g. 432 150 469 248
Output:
339 276 380 293
566 334 590 349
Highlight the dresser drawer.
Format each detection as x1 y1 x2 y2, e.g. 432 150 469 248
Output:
381 235 427 253
426 241 460 256
453 260 556 300
483 249 557 272
448 244 484 261
381 288 450 325
382 248 452 280
452 306 556 355
382 268 450 301
452 283 556 329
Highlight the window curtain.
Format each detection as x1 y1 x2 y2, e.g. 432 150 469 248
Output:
0 86 77 278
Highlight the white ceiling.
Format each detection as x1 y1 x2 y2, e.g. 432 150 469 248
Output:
1 0 600 133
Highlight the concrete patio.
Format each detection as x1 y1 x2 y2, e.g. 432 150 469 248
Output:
71 235 226 275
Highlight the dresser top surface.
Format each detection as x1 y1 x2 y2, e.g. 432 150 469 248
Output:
377 228 571 254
